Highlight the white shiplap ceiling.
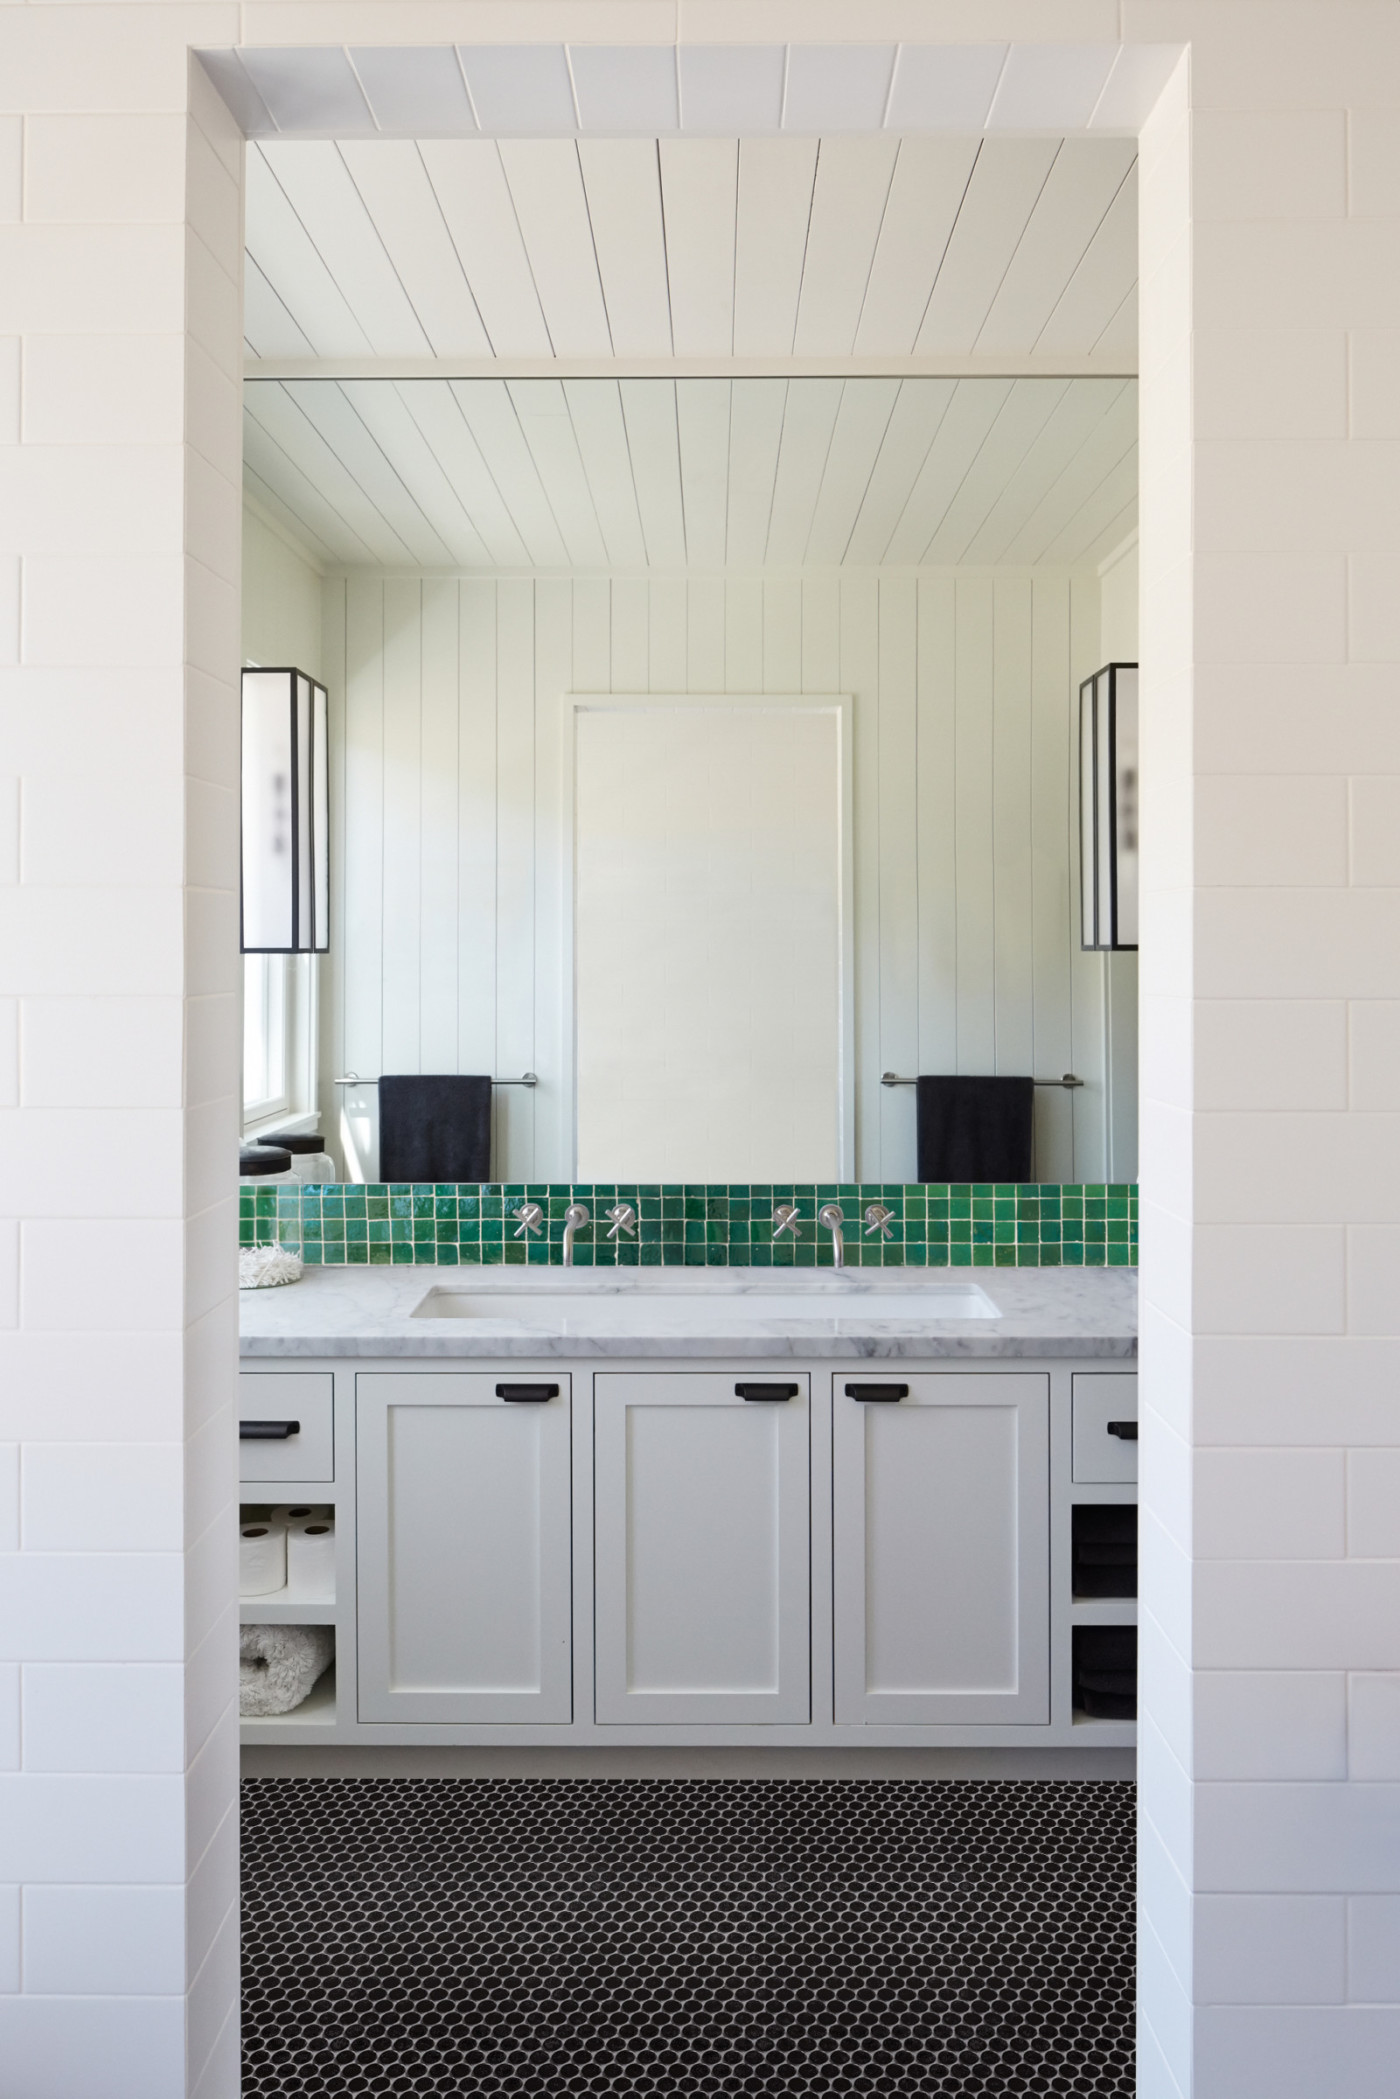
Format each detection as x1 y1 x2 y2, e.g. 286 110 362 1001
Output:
243 376 1137 574
244 135 1138 370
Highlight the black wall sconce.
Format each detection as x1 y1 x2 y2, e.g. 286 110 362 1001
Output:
240 667 329 954
1079 661 1138 952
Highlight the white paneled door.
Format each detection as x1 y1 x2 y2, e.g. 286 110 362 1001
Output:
357 1374 573 1721
833 1373 1050 1724
594 1374 811 1723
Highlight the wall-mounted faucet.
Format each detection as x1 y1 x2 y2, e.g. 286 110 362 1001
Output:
817 1203 846 1268
604 1202 637 1242
773 1204 802 1242
562 1202 591 1266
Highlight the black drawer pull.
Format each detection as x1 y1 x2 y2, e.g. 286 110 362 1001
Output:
496 1383 559 1402
240 1420 300 1440
845 1383 908 1402
1106 1420 1138 1441
735 1382 798 1402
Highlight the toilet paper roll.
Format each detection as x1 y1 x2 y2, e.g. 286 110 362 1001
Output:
239 1519 287 1597
271 1503 330 1529
287 1517 335 1598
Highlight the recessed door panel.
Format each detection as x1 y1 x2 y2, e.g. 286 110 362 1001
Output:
357 1374 572 1723
594 1374 810 1724
834 1374 1049 1725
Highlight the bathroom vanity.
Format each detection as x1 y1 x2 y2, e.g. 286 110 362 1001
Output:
239 1266 1138 1751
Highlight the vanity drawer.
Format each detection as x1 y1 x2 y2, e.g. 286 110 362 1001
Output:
1071 1374 1138 1485
239 1373 334 1482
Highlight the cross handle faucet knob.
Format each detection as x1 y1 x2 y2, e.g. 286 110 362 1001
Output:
605 1203 637 1241
863 1202 895 1241
514 1202 543 1239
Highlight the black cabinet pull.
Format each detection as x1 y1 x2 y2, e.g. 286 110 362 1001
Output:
735 1382 798 1402
239 1420 300 1440
1106 1420 1138 1441
845 1383 908 1402
495 1383 559 1402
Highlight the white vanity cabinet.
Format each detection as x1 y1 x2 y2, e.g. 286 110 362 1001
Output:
593 1372 810 1724
355 1373 573 1723
832 1373 1050 1725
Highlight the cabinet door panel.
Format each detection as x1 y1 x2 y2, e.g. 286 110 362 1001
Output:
595 1374 810 1724
357 1374 571 1723
834 1374 1049 1725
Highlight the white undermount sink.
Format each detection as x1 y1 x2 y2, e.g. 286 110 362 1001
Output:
410 1279 1000 1326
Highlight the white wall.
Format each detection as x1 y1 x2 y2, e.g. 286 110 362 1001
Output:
241 501 322 680
319 566 1113 1185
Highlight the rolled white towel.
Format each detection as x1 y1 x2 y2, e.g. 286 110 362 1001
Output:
239 1624 335 1717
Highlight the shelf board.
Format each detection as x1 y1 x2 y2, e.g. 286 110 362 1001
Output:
240 1584 335 1623
241 1666 337 1729
1071 1711 1136 1739
1070 1597 1138 1624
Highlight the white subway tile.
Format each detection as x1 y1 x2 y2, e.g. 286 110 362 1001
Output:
0 776 15 881
1196 1001 1347 1111
1137 1914 1193 2093
185 1604 235 1767
0 1882 14 1990
184 1494 236 1664
1349 1673 1400 1779
21 1219 184 1332
1350 554 1400 664
0 117 17 222
1196 1335 1400 1447
1349 777 1400 886
189 1998 239 2099
1196 1562 1400 1671
1349 1896 1400 2002
0 559 16 664
187 1796 237 1983
22 554 183 667
0 1663 15 1769
0 1997 185 2099
1193 1224 1345 1335
0 997 16 1105
1349 110 1400 217
22 1883 185 1993
0 1222 17 1330
1195 2004 1400 2099
19 772 182 886
21 1661 184 1773
1196 661 1400 773
185 338 241 485
187 1899 239 2093
1198 889 1400 1000
0 4 204 114
0 887 183 998
1347 1227 1400 1336
1348 1449 1400 1558
0 1331 182 1442
1196 552 1347 666
1196 330 1347 442
1196 1778 1400 1892
0 445 183 559
1195 1670 1348 1781
1350 331 1400 440
1195 219 1400 332
184 1198 237 1331
1196 776 1347 887
185 1701 238 1872
1351 1001 1400 1111
1193 109 1346 221
185 777 238 896
0 667 182 771
1198 1114 1400 1224
20 334 185 446
1138 1805 1192 1990
19 998 182 1109
0 336 16 443
0 225 185 335
1195 1450 1347 1562
0 1771 184 1880
1197 1894 1346 2004
21 1444 183 1554
0 1444 14 1552
0 1111 181 1217
23 114 186 226
185 992 239 1111
0 1553 182 1662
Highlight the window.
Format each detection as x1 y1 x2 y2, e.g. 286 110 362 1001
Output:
243 951 319 1134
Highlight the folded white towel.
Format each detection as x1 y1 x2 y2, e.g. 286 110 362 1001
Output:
239 1623 334 1717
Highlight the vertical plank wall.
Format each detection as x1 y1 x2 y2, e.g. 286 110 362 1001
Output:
320 569 1117 1184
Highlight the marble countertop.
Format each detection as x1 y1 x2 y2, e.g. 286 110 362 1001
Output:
239 1264 1137 1360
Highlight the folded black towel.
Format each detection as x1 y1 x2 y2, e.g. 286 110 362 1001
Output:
916 1075 1034 1183
378 1075 491 1183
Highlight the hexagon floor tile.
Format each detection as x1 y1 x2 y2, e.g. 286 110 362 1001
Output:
241 1778 1135 2096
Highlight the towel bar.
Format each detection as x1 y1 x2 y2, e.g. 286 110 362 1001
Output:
880 1071 1083 1089
331 1071 538 1087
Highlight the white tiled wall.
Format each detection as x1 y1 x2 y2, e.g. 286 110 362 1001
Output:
0 26 243 2099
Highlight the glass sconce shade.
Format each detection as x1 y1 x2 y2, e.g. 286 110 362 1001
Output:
241 667 329 954
1079 662 1139 952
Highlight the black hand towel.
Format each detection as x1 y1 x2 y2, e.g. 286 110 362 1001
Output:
378 1075 492 1183
916 1075 1035 1183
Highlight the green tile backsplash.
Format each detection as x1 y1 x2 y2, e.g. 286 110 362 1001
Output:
240 1183 1137 1268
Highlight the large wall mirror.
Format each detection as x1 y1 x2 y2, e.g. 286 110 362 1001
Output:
242 373 1138 1186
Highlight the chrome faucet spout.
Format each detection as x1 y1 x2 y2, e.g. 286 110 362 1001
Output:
562 1202 591 1267
817 1203 846 1269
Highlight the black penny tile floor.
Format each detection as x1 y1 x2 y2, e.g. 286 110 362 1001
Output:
241 1778 1135 2097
